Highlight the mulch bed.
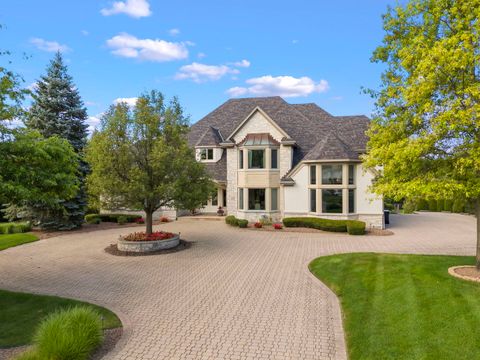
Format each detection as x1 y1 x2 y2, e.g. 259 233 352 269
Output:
104 240 192 257
0 328 122 360
32 221 162 240
449 266 480 283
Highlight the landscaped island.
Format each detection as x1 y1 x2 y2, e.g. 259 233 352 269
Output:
118 231 179 252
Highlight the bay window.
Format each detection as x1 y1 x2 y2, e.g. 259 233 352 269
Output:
248 149 265 169
271 188 278 211
310 189 316 212
310 165 316 185
248 189 265 210
238 188 244 210
322 189 343 213
271 149 278 169
322 164 342 184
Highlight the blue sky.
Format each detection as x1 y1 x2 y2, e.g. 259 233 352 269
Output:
1 0 399 131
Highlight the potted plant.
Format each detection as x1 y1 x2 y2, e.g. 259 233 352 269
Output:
217 206 225 216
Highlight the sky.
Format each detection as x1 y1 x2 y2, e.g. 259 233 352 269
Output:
1 0 400 132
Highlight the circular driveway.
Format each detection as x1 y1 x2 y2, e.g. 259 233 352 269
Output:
0 212 475 360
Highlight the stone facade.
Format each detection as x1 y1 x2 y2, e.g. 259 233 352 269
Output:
226 147 237 215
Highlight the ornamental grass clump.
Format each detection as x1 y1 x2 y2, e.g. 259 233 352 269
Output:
23 306 103 360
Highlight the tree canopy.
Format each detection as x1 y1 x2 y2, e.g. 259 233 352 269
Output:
86 90 214 234
364 0 480 265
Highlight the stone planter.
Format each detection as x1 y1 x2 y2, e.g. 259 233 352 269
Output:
118 234 180 253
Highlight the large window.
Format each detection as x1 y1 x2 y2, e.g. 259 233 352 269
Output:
211 190 218 206
322 164 342 184
348 165 355 185
271 188 278 211
239 150 244 169
271 149 278 169
322 189 343 213
248 189 265 210
248 149 265 169
200 148 213 160
310 165 316 185
310 189 316 212
349 189 355 213
238 188 244 210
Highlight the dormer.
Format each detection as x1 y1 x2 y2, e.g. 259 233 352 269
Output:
195 126 224 163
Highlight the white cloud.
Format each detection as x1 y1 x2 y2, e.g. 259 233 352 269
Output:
113 97 138 107
197 52 206 59
30 38 70 53
231 59 250 68
168 28 180 36
86 115 102 134
106 33 189 62
175 62 240 83
101 0 151 18
226 75 329 98
27 82 38 91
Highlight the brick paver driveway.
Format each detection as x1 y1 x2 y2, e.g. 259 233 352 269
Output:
0 212 475 359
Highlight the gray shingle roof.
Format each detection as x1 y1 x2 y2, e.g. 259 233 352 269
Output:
188 97 370 181
196 126 223 146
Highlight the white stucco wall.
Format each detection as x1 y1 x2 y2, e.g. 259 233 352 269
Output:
355 164 383 215
283 165 309 213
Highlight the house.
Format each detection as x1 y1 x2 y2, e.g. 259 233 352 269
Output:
188 96 384 229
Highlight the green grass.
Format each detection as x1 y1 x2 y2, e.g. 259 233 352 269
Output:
309 253 480 360
0 289 122 348
0 233 39 251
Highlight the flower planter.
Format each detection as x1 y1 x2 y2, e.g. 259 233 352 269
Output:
117 234 180 253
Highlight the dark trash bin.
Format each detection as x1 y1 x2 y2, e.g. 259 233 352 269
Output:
384 210 390 225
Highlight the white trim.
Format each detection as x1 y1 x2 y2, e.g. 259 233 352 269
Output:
225 107 290 141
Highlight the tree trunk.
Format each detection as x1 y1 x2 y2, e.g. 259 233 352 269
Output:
476 199 480 270
145 210 153 235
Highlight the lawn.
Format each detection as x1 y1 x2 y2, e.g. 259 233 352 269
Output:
309 253 480 360
0 289 122 348
0 233 39 251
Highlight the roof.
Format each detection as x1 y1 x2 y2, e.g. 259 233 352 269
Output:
238 133 280 146
196 126 223 146
188 97 370 181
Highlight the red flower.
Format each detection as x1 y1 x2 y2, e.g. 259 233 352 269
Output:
123 231 175 241
273 223 283 230
254 222 262 228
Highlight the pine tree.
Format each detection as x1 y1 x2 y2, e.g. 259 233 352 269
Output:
25 52 88 230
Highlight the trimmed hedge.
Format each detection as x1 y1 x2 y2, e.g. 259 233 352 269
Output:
0 222 31 234
283 217 366 235
346 220 366 235
237 219 248 228
427 199 437 212
225 215 238 226
84 213 139 224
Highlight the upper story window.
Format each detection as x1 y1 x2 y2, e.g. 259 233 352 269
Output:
310 165 316 185
248 149 265 169
322 164 342 185
200 148 214 160
271 149 278 169
348 164 355 185
239 150 244 169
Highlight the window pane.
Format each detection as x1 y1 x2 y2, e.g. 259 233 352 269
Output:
200 149 206 160
322 189 343 213
271 188 278 211
271 149 278 169
349 189 355 213
239 150 244 169
248 189 265 210
310 189 316 212
238 189 243 210
310 165 316 185
207 149 213 160
211 190 218 206
248 150 265 169
348 165 355 185
322 164 343 184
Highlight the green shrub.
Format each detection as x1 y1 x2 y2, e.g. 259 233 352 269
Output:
225 215 238 226
427 199 437 211
402 199 416 214
237 219 248 228
436 199 444 212
444 199 453 212
85 213 138 223
117 216 128 225
347 220 366 235
85 214 101 224
0 222 31 234
282 217 365 234
35 306 103 360
259 216 272 226
452 199 465 213
416 199 429 211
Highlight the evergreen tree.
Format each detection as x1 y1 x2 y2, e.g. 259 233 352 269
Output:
25 52 88 230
